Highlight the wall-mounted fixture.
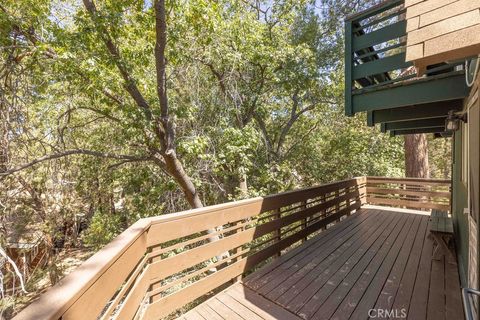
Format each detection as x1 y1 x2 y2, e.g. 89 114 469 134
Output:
466 56 479 87
445 110 468 132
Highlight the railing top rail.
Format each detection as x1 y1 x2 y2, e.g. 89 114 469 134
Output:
366 176 451 184
345 0 404 23
146 176 366 226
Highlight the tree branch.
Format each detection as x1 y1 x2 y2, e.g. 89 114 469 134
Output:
0 247 28 294
0 149 153 176
82 0 152 121
59 106 123 124
154 0 174 151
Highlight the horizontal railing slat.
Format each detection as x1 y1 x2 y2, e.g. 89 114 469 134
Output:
366 176 451 185
353 20 406 52
367 196 450 211
347 0 403 23
367 187 451 198
13 219 150 320
353 53 412 80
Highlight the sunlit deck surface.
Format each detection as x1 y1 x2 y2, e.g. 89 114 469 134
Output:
180 206 464 320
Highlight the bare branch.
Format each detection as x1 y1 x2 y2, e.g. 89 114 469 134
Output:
276 90 300 155
0 247 27 294
59 106 122 124
0 149 153 176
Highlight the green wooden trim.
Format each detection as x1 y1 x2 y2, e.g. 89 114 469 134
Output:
352 73 469 112
346 0 404 24
368 100 463 126
367 111 374 126
390 126 446 136
381 117 447 132
353 20 406 51
355 42 405 60
353 52 412 80
434 132 453 138
353 8 406 32
353 69 464 95
355 73 417 91
345 20 353 117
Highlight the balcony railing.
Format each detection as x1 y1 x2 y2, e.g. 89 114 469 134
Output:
344 0 468 120
14 176 451 320
366 176 451 211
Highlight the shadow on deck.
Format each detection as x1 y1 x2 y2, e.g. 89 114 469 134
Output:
180 206 463 320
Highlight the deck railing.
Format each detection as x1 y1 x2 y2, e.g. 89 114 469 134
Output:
366 176 451 212
14 176 450 320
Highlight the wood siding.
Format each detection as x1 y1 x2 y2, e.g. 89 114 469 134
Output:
452 68 479 288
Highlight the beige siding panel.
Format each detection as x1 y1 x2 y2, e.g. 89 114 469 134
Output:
420 0 480 28
407 16 420 32
407 0 459 19
424 24 480 58
405 0 426 8
406 43 424 61
408 9 480 45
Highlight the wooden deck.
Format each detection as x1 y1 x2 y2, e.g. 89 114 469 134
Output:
180 207 464 320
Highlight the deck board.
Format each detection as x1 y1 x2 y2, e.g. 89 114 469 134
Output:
244 210 378 291
179 207 464 320
295 208 404 319
280 209 397 312
261 210 387 300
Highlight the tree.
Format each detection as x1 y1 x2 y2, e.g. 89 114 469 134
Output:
404 134 430 178
0 0 410 259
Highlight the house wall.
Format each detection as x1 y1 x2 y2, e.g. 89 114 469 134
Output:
405 0 480 74
452 66 480 288
453 126 469 284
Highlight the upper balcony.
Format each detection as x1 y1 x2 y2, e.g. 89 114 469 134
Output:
344 0 470 135
13 176 464 320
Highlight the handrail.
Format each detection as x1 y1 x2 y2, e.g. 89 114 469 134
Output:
345 0 407 116
462 287 480 320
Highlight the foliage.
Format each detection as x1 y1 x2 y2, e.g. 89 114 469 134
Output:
0 0 448 309
81 209 124 249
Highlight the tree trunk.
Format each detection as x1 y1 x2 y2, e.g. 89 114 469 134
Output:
161 152 203 208
239 173 248 197
404 134 430 178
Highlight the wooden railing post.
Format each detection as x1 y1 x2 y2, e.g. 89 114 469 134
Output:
233 220 244 282
302 200 308 242
321 194 327 231
346 186 351 216
274 208 281 257
361 177 368 205
335 190 340 222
